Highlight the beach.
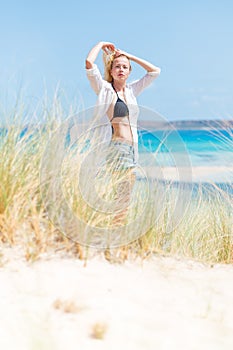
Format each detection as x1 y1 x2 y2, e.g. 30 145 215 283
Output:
1 246 233 350
148 165 233 183
0 121 232 349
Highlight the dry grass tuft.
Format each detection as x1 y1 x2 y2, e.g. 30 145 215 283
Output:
90 322 108 340
52 298 85 314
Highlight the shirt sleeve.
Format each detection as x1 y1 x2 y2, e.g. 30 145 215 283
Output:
86 64 104 95
129 69 161 97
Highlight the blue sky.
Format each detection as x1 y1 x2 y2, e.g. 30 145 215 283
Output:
0 0 233 121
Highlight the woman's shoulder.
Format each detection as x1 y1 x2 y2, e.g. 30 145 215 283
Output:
86 64 114 95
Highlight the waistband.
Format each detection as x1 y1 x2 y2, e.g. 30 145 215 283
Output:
110 140 134 149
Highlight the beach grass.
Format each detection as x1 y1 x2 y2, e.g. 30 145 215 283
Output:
0 98 232 264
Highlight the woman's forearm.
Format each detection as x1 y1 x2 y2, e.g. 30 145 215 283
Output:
85 42 103 69
115 48 160 73
129 54 161 74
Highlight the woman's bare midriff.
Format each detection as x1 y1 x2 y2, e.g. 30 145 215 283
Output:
111 117 133 144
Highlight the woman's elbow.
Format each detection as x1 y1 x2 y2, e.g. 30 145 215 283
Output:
154 66 161 74
148 66 161 74
85 59 93 69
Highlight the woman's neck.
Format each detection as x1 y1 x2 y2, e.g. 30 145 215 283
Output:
112 81 126 92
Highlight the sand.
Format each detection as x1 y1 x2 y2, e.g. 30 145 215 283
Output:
145 166 233 183
1 247 233 350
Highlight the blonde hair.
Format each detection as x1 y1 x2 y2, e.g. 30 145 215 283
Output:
102 51 131 83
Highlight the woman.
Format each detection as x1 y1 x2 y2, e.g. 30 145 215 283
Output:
85 41 161 226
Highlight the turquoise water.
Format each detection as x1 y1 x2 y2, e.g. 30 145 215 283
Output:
1 126 232 168
1 126 232 190
138 129 233 167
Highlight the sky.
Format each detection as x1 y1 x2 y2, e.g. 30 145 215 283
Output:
0 0 233 121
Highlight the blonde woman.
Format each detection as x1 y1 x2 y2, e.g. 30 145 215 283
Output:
85 41 161 225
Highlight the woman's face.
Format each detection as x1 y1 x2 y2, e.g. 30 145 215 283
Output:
110 55 131 82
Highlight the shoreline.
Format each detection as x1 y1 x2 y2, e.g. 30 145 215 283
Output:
137 165 233 184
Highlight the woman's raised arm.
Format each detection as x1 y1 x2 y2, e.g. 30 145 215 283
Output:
85 41 116 69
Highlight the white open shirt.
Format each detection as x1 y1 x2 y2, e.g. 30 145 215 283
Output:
86 63 160 162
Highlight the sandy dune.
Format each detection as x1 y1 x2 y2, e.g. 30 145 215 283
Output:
0 247 233 350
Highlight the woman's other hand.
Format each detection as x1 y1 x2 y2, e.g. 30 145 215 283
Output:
102 42 116 54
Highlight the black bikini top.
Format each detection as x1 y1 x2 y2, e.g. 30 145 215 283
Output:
111 84 129 120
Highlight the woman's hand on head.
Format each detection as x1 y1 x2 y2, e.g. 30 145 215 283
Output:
101 43 131 59
114 48 131 59
102 42 116 54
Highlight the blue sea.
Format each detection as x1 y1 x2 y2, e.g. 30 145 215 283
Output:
137 128 233 195
138 128 233 168
1 126 232 185
1 126 232 168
